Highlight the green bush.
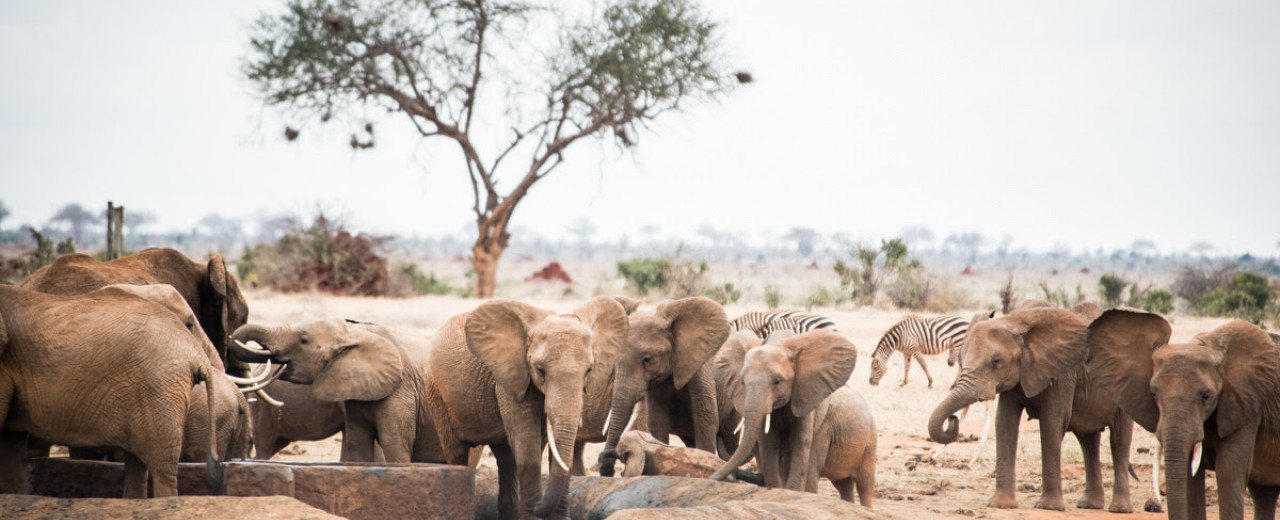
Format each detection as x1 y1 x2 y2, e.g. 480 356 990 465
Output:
1198 272 1274 323
398 263 454 296
834 237 911 305
806 286 846 308
617 257 670 296
1039 282 1085 308
764 285 782 310
1098 273 1128 308
886 266 933 310
704 282 741 305
1141 288 1174 315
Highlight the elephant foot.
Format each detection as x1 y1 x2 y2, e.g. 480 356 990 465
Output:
1034 495 1067 511
987 492 1018 509
1076 494 1105 510
1108 498 1134 514
1143 498 1164 513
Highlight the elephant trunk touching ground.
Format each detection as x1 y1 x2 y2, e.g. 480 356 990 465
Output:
1162 436 1193 520
536 374 587 518
599 378 645 476
928 374 985 445
711 403 767 482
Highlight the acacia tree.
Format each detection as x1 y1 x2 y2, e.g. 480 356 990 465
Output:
244 0 742 297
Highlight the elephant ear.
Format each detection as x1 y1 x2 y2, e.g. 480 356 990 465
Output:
1012 308 1089 398
313 324 405 402
786 330 857 417
656 297 730 389
206 255 232 344
0 313 7 358
1202 321 1280 437
612 297 641 316
714 331 761 414
1085 309 1170 432
574 296 629 399
466 300 553 399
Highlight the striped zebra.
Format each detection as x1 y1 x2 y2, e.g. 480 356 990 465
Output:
869 315 969 388
730 310 837 340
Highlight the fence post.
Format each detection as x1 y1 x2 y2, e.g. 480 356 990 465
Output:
106 202 124 260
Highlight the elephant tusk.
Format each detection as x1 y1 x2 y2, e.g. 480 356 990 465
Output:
1153 440 1162 507
623 406 638 434
602 409 612 437
733 418 744 435
546 421 570 473
237 362 287 394
226 360 274 385
1190 442 1202 476
234 339 271 355
256 388 285 407
764 413 771 435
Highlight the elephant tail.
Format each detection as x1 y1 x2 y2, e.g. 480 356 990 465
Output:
199 366 226 494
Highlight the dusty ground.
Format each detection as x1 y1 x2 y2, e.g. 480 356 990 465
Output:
244 278 1236 520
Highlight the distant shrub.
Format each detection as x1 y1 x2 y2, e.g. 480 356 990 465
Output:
806 286 845 309
1141 288 1175 315
394 263 454 296
886 266 933 310
0 228 72 284
1173 262 1237 307
241 214 392 296
1198 272 1274 323
704 282 741 305
1098 273 1128 308
999 271 1016 314
764 285 782 310
834 237 911 305
1039 282 1086 308
617 257 669 296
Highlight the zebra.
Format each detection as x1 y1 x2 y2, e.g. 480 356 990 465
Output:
869 315 969 388
729 310 837 340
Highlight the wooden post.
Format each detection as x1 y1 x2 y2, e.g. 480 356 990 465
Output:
106 202 124 260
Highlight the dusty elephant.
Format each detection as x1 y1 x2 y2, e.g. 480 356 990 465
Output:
230 318 446 463
1086 309 1280 520
928 306 1133 512
0 285 223 498
248 380 344 460
616 430 731 479
21 248 251 377
598 297 733 477
711 330 875 505
424 297 628 519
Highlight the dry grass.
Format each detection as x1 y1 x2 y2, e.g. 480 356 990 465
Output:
251 265 1228 519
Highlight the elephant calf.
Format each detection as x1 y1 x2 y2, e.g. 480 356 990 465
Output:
617 430 732 479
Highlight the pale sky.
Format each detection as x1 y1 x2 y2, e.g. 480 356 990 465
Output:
2 1 1278 255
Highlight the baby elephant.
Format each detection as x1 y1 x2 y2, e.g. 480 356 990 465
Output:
617 430 732 479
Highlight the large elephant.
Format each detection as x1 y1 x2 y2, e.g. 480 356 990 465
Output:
424 297 628 519
1086 309 1280 520
597 296 732 477
21 248 251 377
0 284 223 497
710 330 874 506
248 380 344 460
230 318 446 463
927 306 1133 512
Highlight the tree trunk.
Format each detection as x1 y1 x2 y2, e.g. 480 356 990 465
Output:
471 236 504 299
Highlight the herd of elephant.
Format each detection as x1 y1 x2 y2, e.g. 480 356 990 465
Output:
0 248 1278 520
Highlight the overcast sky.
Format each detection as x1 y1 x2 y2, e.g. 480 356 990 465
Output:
2 1 1278 256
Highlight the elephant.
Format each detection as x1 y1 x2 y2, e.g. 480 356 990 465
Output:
21 248 251 377
423 297 628 519
229 318 447 464
0 284 223 498
710 330 875 506
598 296 734 477
927 306 1133 512
248 380 344 460
616 430 733 479
1085 309 1280 520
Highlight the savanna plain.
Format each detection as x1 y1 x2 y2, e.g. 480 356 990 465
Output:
251 259 1239 520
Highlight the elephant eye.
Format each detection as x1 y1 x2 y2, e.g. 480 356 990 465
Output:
642 355 652 364
536 366 546 379
585 366 593 376
299 337 309 345
1200 390 1212 402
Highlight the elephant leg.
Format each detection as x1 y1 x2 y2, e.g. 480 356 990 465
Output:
0 431 30 494
1033 405 1067 510
491 443 520 520
645 393 672 444
1249 484 1280 520
685 369 721 454
341 416 377 463
1107 417 1134 513
1188 461 1207 520
834 477 856 503
1074 431 1105 509
1216 430 1258 520
856 443 876 508
136 441 182 498
373 406 415 464
805 429 831 493
571 441 586 476
122 451 149 499
758 425 784 488
785 413 815 491
988 394 1022 509
913 351 934 388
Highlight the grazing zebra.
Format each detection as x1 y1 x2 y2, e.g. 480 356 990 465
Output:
869 315 969 388
730 310 837 339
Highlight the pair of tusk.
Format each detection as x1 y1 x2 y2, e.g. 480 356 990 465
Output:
1190 442 1203 476
237 362 286 394
546 420 570 472
226 359 275 385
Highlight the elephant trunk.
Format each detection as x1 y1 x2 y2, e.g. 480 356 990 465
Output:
710 389 769 481
228 324 276 364
1162 436 1191 520
598 376 644 476
929 374 980 445
535 384 583 518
